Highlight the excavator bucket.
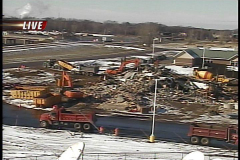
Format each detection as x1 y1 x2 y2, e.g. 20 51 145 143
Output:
106 69 118 75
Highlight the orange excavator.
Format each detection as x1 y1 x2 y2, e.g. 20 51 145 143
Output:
57 71 84 98
106 59 140 75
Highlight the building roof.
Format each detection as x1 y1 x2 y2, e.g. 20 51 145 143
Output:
184 48 238 60
184 49 199 58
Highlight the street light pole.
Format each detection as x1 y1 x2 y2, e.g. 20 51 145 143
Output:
150 79 158 143
62 29 65 40
202 47 205 69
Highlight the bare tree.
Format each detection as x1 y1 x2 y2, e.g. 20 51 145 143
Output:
187 29 195 44
137 23 159 46
28 17 234 43
218 31 228 44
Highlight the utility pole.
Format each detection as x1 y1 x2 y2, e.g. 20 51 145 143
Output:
152 38 159 58
202 47 206 69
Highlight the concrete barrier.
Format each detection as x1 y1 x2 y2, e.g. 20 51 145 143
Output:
223 103 234 109
234 103 238 110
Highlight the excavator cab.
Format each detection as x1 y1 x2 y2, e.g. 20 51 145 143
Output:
43 59 57 68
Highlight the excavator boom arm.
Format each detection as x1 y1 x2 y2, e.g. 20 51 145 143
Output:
106 59 140 75
117 59 140 72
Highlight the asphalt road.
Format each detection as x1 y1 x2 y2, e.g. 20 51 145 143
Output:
3 48 166 69
3 103 237 150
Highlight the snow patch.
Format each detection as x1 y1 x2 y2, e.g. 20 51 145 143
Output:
3 125 237 160
165 66 194 76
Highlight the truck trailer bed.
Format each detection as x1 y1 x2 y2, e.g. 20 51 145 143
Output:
188 125 228 140
59 113 93 122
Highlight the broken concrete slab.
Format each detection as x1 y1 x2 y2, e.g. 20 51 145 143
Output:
116 95 125 103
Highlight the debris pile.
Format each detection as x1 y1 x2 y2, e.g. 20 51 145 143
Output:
79 66 238 124
3 68 56 89
2 61 238 124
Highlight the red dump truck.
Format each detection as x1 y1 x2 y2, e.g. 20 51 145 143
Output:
188 124 238 146
39 105 96 132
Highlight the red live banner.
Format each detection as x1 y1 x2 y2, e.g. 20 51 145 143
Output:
2 20 47 31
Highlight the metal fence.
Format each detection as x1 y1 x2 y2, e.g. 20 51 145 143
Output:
83 152 238 160
3 151 238 160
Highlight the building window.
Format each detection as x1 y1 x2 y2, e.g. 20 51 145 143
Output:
204 59 212 63
230 61 238 67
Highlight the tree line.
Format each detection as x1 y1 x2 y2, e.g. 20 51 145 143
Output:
7 16 238 45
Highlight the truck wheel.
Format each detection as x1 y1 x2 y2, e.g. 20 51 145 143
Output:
190 136 200 144
200 138 210 146
74 123 81 130
40 121 49 128
83 123 91 131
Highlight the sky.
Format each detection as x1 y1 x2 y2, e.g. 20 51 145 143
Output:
3 0 238 30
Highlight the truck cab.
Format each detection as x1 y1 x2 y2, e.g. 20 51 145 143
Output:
216 75 230 83
228 125 238 145
43 59 57 68
39 106 65 127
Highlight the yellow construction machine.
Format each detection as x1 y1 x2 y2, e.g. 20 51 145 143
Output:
194 70 230 83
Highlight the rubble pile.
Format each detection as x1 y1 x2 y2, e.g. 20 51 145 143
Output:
97 70 235 102
3 68 56 89
2 65 238 124
79 67 238 123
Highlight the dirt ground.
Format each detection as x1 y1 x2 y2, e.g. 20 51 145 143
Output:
3 41 238 126
4 61 238 126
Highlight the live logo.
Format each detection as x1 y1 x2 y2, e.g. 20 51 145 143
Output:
23 21 45 30
2 19 47 31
